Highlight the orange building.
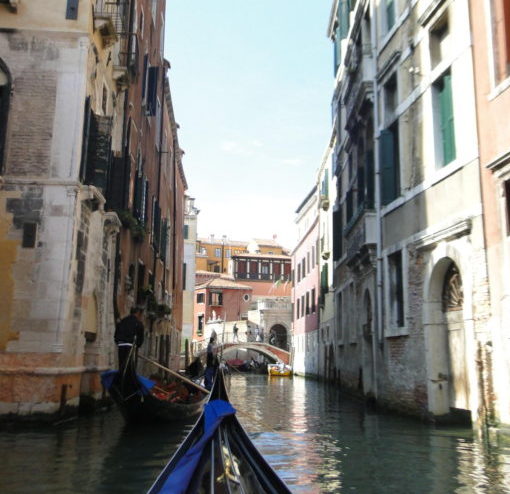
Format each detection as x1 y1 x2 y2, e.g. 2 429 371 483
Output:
195 235 248 273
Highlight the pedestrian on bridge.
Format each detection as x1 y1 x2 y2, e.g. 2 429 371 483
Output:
233 324 239 342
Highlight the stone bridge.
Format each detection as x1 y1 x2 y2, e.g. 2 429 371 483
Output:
194 342 290 365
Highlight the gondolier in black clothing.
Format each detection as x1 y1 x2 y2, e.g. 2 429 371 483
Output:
114 307 145 379
204 336 218 390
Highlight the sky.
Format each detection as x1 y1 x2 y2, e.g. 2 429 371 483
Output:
164 1 333 250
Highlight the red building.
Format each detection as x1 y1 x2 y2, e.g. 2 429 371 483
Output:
193 277 252 340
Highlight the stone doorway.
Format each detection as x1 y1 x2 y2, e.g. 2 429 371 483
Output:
424 257 471 423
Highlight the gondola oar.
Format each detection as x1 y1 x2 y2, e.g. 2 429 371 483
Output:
139 354 210 394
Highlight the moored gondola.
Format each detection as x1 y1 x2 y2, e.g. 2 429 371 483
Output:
147 370 292 494
101 369 208 423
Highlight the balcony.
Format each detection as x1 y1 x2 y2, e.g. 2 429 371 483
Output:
94 1 130 46
114 34 138 87
344 212 377 268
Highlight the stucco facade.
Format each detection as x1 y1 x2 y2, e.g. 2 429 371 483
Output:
324 0 491 427
0 1 121 419
470 0 510 431
292 187 320 376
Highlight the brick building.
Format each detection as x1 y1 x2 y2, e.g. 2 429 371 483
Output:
0 0 187 420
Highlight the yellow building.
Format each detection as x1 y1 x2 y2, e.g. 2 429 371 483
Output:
196 236 248 273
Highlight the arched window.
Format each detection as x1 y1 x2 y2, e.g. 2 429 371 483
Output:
0 59 11 173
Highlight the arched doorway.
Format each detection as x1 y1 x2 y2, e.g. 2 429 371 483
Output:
268 324 288 350
424 257 470 422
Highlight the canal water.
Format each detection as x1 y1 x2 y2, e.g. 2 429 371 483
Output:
1 374 510 493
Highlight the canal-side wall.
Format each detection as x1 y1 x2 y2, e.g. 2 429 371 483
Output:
0 4 121 421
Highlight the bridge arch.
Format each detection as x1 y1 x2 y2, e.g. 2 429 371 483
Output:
195 342 291 365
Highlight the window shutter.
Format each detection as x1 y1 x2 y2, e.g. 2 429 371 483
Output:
333 208 343 261
106 156 127 210
141 55 148 100
339 0 350 38
386 0 395 30
357 163 365 207
321 265 329 294
440 74 456 165
142 177 149 225
160 218 168 261
84 112 112 195
365 150 374 209
79 97 92 183
153 201 161 250
146 66 159 116
380 128 396 205
133 173 144 221
346 188 353 221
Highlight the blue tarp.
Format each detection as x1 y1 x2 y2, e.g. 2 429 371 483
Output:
156 399 236 494
100 370 155 395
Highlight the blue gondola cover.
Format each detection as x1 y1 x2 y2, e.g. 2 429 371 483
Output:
156 399 236 494
100 370 155 395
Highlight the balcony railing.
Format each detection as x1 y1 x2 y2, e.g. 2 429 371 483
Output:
94 1 130 36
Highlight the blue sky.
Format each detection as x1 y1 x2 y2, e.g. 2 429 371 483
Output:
164 1 333 249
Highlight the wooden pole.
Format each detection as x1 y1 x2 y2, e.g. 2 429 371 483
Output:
139 354 210 394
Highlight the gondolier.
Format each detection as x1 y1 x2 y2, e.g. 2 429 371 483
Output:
114 306 145 377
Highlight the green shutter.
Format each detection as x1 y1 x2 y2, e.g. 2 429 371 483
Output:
365 150 374 209
439 74 456 165
339 0 350 38
386 0 395 30
380 128 396 205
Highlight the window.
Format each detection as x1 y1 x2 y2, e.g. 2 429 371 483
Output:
197 314 204 336
197 293 205 304
22 223 37 248
296 299 300 319
384 74 398 126
429 13 449 69
301 295 305 317
388 250 404 327
261 263 270 280
183 224 189 239
102 84 108 115
209 291 223 306
311 288 316 313
306 292 310 315
0 60 10 173
386 0 396 32
182 263 187 290
141 54 149 102
225 249 231 258
215 248 221 257
380 120 400 205
491 0 510 83
433 71 456 166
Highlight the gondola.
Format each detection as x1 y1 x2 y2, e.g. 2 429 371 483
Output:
101 368 209 424
147 370 292 494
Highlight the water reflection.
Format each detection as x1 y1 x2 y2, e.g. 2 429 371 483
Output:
0 410 192 494
227 374 510 494
1 375 509 493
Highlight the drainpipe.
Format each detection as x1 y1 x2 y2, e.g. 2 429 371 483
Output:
370 0 381 400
